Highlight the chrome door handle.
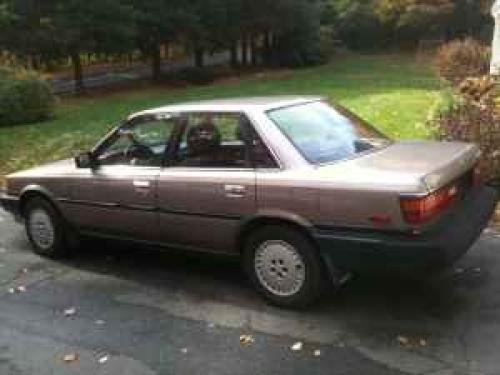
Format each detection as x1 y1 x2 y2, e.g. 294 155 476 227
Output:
224 184 246 197
133 180 151 196
133 180 150 188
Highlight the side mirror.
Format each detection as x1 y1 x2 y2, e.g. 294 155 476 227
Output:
75 152 97 169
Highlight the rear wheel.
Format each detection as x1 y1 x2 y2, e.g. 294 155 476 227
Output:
243 225 328 308
24 197 70 257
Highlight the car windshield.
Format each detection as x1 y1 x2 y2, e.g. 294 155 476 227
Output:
267 101 390 164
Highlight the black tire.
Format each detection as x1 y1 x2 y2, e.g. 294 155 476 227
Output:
24 197 71 258
242 225 328 309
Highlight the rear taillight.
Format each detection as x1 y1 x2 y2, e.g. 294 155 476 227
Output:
400 184 458 224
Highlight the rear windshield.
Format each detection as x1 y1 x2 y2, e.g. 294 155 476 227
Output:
267 101 390 164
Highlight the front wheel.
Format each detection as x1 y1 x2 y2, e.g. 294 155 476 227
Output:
24 197 69 258
243 225 328 309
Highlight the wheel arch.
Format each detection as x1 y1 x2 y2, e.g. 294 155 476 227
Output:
19 185 60 217
236 212 316 254
237 212 342 286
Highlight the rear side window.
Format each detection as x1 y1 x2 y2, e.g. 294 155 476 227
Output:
171 113 278 169
267 101 389 164
172 113 249 168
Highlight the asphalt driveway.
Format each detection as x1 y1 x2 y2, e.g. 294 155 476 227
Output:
1 207 500 375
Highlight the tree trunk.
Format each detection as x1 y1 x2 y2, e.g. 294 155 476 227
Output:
263 31 272 65
71 52 84 94
230 42 239 68
152 44 162 81
30 55 40 70
241 37 249 66
194 47 204 68
250 35 258 66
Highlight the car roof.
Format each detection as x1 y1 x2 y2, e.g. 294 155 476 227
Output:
129 96 324 118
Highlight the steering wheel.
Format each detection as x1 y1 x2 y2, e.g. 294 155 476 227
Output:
123 143 155 164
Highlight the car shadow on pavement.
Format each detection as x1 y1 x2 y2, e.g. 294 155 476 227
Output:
58 236 489 325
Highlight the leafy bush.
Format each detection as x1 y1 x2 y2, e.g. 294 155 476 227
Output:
0 68 55 126
434 38 491 86
432 76 500 185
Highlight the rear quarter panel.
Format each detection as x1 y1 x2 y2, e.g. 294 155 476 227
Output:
256 168 410 232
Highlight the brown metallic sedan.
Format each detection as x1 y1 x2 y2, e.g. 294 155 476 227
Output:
1 97 498 307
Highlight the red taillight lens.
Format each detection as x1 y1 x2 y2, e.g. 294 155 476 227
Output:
400 185 458 224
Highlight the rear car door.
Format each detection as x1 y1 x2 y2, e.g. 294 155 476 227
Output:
157 112 257 253
66 114 177 241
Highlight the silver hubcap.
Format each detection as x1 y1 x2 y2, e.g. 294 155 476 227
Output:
29 209 55 250
254 240 306 297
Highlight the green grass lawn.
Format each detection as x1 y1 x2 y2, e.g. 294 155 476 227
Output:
0 53 441 176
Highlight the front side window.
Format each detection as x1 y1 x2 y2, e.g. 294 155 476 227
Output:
267 101 390 164
172 112 265 168
97 115 175 167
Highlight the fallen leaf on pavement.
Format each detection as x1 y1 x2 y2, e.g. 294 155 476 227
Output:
239 334 255 345
290 342 303 351
63 307 77 317
98 354 109 364
62 353 78 363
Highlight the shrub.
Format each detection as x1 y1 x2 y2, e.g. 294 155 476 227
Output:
0 68 55 126
434 38 491 86
432 76 500 185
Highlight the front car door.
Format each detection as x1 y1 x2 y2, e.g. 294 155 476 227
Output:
157 111 258 253
66 114 177 241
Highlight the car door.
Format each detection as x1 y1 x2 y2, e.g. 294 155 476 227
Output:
66 114 177 241
157 112 257 253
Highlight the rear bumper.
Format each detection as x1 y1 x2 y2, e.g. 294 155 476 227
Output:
0 191 21 220
315 185 498 272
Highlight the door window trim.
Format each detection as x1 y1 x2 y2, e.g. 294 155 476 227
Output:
92 113 178 169
162 110 281 171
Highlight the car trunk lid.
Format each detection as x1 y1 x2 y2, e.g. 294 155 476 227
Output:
352 141 480 192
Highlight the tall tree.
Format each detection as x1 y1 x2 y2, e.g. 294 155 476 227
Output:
0 1 11 28
184 0 229 68
272 0 323 66
0 0 58 69
376 0 455 43
51 0 135 92
132 0 187 81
